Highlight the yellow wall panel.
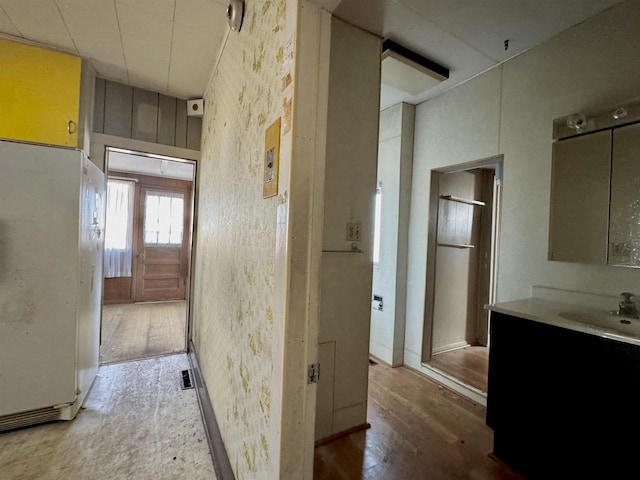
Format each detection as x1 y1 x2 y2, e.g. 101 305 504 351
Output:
0 38 81 147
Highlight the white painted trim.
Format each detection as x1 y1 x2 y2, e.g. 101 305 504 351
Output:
419 363 487 406
302 5 332 478
431 341 469 355
275 2 332 479
421 156 503 364
92 133 200 162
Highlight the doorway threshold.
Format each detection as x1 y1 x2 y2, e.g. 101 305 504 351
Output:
100 350 187 366
420 362 487 406
133 300 185 304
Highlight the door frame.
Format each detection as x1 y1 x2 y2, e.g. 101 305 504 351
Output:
103 146 197 354
421 155 503 363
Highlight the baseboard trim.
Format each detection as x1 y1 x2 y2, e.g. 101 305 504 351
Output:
314 422 371 447
188 341 235 480
432 341 469 356
415 362 487 406
368 353 390 367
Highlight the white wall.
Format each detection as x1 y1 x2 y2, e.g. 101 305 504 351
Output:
405 66 502 370
405 0 640 375
315 17 381 441
370 102 414 367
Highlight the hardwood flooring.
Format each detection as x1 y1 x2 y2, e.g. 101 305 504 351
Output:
100 301 186 364
314 361 524 480
427 345 489 393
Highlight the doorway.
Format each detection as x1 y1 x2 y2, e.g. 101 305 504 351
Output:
100 147 196 364
422 157 502 394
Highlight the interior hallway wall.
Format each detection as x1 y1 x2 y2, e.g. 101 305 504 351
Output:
90 79 201 174
93 78 202 150
405 0 640 375
369 102 414 367
90 80 201 174
315 17 381 442
191 1 298 478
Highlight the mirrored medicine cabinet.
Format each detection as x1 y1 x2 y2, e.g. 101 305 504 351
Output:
549 98 640 268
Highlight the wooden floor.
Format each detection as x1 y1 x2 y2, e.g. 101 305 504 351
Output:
314 361 524 480
427 345 489 393
101 301 186 364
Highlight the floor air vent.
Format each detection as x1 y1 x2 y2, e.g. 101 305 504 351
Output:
0 406 61 432
181 369 194 390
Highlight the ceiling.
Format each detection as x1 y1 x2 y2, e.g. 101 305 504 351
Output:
320 0 625 109
0 0 627 107
0 0 228 100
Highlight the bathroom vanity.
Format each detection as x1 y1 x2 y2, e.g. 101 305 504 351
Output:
486 298 640 478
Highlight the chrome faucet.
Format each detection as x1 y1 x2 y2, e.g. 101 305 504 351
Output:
618 292 639 319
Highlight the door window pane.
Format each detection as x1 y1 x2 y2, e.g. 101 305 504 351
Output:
144 191 184 246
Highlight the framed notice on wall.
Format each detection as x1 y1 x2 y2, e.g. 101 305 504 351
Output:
263 117 281 198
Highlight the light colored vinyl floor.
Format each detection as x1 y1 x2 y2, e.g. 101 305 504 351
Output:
0 354 216 480
101 301 186 364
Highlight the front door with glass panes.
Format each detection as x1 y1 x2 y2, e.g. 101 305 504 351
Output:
134 187 191 302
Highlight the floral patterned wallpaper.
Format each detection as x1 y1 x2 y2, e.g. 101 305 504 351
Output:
191 0 293 478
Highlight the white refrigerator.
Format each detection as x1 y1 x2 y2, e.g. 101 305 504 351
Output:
0 139 105 431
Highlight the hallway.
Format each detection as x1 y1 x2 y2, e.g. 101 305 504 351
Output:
100 301 187 364
314 360 523 480
0 354 215 479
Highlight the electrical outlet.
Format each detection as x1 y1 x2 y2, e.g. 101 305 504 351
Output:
346 222 361 241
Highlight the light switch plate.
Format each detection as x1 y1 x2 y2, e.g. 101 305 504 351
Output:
346 222 361 241
263 117 281 198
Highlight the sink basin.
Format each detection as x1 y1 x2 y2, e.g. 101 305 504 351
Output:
558 310 604 324
558 310 638 332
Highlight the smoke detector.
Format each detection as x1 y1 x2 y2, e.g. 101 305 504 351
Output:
187 99 204 117
227 0 245 32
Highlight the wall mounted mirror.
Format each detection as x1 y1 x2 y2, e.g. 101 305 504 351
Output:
549 99 640 267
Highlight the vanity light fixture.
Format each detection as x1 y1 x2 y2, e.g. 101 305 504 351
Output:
566 113 588 133
554 99 640 141
381 39 449 95
613 107 628 120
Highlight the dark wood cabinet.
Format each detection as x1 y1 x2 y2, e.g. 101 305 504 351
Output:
487 312 640 478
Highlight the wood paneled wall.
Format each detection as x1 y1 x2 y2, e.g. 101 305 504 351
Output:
93 79 202 150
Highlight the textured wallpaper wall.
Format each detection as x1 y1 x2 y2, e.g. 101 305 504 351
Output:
192 0 294 478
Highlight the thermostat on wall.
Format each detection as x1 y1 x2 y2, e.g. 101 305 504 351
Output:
187 99 204 117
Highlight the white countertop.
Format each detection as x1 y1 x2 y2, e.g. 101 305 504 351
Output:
487 297 640 347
